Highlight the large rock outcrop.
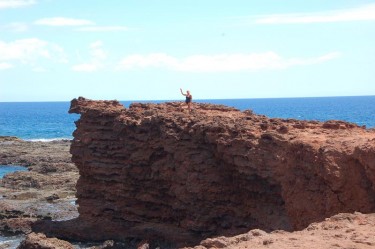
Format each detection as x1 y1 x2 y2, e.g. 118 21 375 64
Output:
35 97 375 247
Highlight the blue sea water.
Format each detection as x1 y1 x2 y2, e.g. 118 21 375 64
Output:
0 165 27 178
0 102 79 141
0 96 374 140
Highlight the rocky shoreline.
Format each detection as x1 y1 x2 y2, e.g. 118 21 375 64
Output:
0 136 78 237
0 136 159 248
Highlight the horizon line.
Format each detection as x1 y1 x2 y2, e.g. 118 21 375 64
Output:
0 94 374 103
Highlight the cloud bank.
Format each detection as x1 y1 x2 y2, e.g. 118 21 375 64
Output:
4 22 28 32
255 3 375 24
0 0 35 9
34 17 129 32
0 38 66 70
117 52 341 72
75 26 129 32
0 62 13 70
34 17 94 26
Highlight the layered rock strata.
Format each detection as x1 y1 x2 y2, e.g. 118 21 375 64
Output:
37 97 375 246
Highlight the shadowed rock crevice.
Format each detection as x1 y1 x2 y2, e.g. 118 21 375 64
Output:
32 97 375 247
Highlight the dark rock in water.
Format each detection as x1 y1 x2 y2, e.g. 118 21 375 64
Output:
46 194 60 202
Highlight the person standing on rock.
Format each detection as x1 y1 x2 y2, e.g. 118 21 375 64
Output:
180 88 192 113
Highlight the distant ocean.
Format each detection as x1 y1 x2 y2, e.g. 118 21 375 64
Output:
0 96 374 140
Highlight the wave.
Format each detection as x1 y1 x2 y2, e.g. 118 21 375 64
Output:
0 235 25 247
26 137 72 142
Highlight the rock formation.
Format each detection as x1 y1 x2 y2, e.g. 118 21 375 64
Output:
35 97 375 247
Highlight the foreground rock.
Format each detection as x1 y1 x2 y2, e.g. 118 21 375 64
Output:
17 232 74 249
0 137 79 235
13 213 375 249
188 212 375 249
32 97 375 247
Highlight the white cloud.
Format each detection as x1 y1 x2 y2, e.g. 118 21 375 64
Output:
32 66 47 72
116 52 341 72
89 41 107 60
0 38 67 69
90 41 102 48
33 17 130 32
2 22 28 32
34 17 94 26
0 0 35 9
0 62 13 70
255 3 375 24
75 26 129 32
72 41 107 72
72 63 99 72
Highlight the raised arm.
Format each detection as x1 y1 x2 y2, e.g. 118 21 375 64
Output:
180 88 187 96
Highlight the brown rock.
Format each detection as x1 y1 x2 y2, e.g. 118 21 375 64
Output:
34 97 375 247
17 232 74 249
0 217 36 234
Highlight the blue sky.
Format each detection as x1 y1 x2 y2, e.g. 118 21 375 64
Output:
0 0 374 101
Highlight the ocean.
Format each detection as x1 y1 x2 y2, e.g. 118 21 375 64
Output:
0 96 374 140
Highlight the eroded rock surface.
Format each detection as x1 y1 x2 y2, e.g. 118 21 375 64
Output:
35 97 375 247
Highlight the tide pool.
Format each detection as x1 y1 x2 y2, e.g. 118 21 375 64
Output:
0 165 27 178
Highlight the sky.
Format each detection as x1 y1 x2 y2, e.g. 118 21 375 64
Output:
0 0 375 102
